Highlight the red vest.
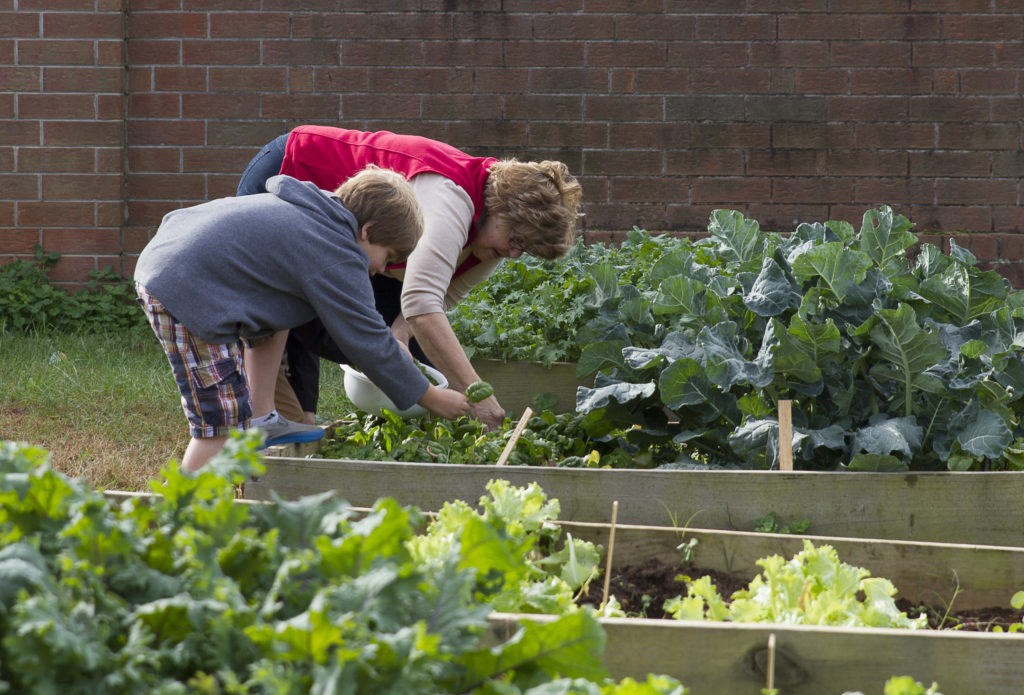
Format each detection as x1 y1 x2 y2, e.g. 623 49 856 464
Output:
280 126 497 276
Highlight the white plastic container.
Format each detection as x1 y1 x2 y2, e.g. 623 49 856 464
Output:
340 363 448 418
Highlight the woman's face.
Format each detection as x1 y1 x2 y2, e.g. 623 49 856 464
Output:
471 214 527 261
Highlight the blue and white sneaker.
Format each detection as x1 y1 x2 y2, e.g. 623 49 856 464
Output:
258 416 324 449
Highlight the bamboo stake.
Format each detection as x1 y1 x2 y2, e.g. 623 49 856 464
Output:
496 406 533 466
778 400 793 471
599 500 619 616
766 632 777 693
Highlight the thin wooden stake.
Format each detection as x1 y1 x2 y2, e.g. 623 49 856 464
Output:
599 500 619 616
496 406 533 466
766 632 777 693
778 400 793 471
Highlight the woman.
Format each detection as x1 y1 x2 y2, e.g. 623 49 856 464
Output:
237 125 583 429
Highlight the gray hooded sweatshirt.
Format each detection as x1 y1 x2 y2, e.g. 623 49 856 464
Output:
134 174 429 410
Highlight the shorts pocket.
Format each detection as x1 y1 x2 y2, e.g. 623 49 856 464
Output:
192 355 242 390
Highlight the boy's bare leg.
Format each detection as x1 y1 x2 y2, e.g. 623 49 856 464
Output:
182 435 228 472
244 330 290 418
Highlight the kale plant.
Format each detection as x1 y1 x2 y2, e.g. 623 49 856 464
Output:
573 207 1024 472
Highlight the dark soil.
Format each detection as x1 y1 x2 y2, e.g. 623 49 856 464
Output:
584 557 1024 632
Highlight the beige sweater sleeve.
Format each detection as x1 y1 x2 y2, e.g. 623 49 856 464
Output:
395 173 502 318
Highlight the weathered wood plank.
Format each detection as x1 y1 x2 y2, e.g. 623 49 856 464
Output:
244 457 1024 547
560 521 1024 612
487 613 1024 695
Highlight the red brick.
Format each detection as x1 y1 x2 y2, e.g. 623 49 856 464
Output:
43 66 122 92
18 93 97 119
0 174 40 199
584 149 664 176
777 14 856 40
773 123 853 149
855 123 935 150
18 147 94 172
692 177 771 204
962 69 1017 95
668 42 748 68
0 229 37 251
938 123 1018 150
344 40 425 67
18 201 95 226
0 120 41 146
0 66 42 91
666 149 745 176
859 13 940 40
913 42 994 67
368 67 448 93
125 119 205 146
183 39 262 65
694 15 775 40
937 179 1017 206
423 40 502 67
291 13 373 39
209 13 291 38
942 15 1023 41
910 205 993 234
854 178 935 205
343 94 422 120
832 41 910 67
44 121 122 147
129 92 181 118
129 13 208 39
182 93 260 119
793 68 850 94
747 204 831 229
586 42 664 68
773 177 853 204
126 39 181 65
0 12 41 36
751 42 829 68
261 93 341 119
41 228 120 253
129 147 181 173
44 13 123 39
910 152 991 178
692 123 771 148
17 39 97 66
43 173 121 200
451 14 532 40
531 121 608 149
749 149 827 176
527 67 606 94
127 173 206 199
828 96 907 121
850 68 933 95
612 14 692 40
584 96 663 122
47 255 103 283
691 68 772 94
830 151 907 177
154 67 208 91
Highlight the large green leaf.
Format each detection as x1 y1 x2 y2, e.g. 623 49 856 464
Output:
744 256 799 317
851 416 923 458
949 400 1013 460
858 304 949 416
792 242 873 303
917 260 1009 326
707 209 764 268
857 206 917 281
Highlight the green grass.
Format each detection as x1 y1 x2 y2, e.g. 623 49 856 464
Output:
0 331 353 491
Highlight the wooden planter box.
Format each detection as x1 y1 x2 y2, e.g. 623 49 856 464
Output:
244 458 1024 547
559 519 1024 612
470 358 591 415
486 612 1024 695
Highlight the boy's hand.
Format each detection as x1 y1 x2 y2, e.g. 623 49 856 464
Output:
418 385 470 420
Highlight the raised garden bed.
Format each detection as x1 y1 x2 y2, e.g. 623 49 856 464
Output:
244 457 1024 547
486 612 1024 695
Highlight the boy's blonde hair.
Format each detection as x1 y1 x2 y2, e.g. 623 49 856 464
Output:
334 166 423 261
484 159 583 259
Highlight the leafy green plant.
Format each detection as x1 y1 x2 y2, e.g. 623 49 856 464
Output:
449 233 679 365
664 540 927 629
571 209 1024 471
843 676 944 695
319 408 683 468
0 437 688 694
752 510 810 535
0 245 146 335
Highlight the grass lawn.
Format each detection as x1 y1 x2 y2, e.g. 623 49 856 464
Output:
0 331 352 491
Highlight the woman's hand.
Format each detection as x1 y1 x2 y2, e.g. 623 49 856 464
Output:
418 385 470 420
470 395 505 431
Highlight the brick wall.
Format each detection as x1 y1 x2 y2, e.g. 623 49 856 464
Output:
4 2 1024 288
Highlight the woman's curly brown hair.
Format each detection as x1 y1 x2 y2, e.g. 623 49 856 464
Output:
484 159 584 260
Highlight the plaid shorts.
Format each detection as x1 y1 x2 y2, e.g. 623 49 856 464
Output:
135 283 252 438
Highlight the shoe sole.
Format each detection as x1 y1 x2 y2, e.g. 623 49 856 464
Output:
260 429 325 449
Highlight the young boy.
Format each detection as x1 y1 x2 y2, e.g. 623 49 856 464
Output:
135 167 470 472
